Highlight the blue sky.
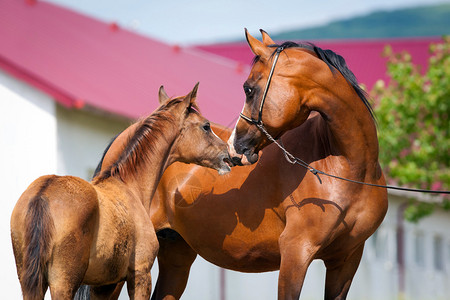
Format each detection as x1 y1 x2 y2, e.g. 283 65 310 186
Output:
46 0 449 45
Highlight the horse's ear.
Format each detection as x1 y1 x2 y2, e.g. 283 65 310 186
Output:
158 85 170 104
184 82 199 108
245 28 270 58
260 29 275 46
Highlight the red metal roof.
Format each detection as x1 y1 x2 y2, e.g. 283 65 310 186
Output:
195 37 442 90
0 0 248 125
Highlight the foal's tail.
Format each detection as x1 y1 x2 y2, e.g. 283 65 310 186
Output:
21 194 54 300
74 285 91 300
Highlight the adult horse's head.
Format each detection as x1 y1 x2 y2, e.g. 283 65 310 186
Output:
227 29 374 165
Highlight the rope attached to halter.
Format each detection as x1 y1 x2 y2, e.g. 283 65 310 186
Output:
256 124 323 184
258 124 450 195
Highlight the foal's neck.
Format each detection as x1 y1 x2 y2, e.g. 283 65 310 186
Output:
97 120 180 213
127 129 178 213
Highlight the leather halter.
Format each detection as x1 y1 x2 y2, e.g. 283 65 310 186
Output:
239 46 284 126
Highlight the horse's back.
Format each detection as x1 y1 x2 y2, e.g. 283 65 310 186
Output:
11 174 99 256
12 174 98 225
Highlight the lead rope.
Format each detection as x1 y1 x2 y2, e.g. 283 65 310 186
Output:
257 124 324 184
257 123 450 195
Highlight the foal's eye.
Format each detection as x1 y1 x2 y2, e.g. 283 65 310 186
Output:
202 123 211 132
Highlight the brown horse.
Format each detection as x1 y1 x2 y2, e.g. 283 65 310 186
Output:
97 31 387 300
226 30 388 299
10 84 231 300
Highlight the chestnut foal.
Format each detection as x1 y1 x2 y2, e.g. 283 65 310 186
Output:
11 84 231 300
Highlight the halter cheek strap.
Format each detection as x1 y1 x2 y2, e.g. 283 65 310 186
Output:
239 46 284 126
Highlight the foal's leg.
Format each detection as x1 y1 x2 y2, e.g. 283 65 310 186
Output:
47 244 90 300
323 243 364 300
127 222 159 300
48 215 96 299
151 231 197 300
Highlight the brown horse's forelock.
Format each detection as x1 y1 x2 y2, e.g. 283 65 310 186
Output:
97 97 197 182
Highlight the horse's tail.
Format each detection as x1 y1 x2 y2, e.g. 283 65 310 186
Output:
74 285 91 300
21 193 54 300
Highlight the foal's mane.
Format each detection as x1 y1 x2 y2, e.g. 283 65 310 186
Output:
254 41 375 122
95 97 198 182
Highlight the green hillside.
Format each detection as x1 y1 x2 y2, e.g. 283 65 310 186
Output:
271 3 450 40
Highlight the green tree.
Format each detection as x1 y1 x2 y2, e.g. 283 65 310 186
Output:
372 36 450 222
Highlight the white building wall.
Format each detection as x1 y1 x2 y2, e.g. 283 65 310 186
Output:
0 70 57 299
55 105 129 180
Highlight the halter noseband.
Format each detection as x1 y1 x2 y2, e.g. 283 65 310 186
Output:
239 46 284 127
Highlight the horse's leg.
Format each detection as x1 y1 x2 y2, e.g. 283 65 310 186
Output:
126 269 152 300
46 216 96 299
126 222 159 300
47 259 88 299
151 230 197 300
49 206 97 298
278 230 318 300
47 235 92 299
323 243 364 300
106 282 125 300
277 202 345 300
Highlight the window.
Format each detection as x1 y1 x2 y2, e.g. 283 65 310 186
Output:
414 231 425 268
433 235 444 272
373 229 388 260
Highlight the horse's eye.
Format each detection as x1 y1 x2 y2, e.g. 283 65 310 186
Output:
244 86 253 96
202 123 211 132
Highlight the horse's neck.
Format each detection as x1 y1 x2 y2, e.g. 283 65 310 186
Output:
99 127 178 213
130 132 177 212
312 93 379 178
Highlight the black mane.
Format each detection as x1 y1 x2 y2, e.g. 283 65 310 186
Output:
259 41 376 122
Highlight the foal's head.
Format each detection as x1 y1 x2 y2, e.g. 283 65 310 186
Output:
163 83 232 174
97 83 232 182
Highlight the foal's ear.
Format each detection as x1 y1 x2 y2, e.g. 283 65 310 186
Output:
184 82 199 108
245 28 270 58
260 29 275 46
158 85 170 104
